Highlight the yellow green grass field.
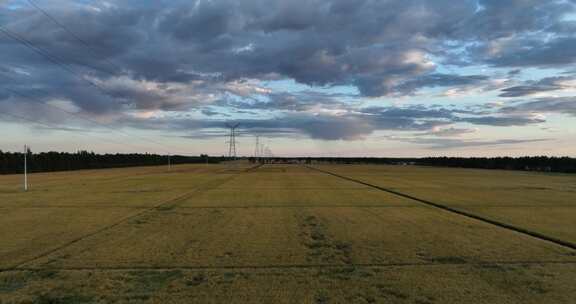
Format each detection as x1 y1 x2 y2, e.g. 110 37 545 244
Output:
318 165 576 245
1 164 575 303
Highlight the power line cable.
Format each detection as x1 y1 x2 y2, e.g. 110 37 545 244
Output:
26 0 125 76
0 28 194 155
4 5 248 158
0 78 195 156
0 111 151 153
0 25 112 95
0 92 155 153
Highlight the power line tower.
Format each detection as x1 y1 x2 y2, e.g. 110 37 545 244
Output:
226 123 240 161
254 135 260 162
265 147 274 163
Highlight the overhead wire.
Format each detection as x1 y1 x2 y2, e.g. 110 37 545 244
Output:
0 74 192 155
0 88 158 153
0 22 193 156
26 0 125 75
2 83 196 155
0 111 151 153
0 25 113 94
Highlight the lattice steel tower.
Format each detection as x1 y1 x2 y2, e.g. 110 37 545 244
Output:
254 135 260 159
226 123 240 160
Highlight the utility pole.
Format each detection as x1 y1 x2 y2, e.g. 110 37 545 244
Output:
168 154 171 170
23 145 28 191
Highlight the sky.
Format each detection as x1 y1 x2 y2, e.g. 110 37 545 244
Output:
0 0 575 157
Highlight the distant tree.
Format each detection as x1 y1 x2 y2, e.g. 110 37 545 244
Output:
0 151 223 174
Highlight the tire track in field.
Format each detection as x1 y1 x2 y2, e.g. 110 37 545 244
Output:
13 166 167 188
306 165 576 251
4 203 576 210
22 165 232 189
2 260 576 273
6 165 261 270
0 204 425 210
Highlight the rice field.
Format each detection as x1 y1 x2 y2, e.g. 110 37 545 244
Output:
318 164 576 245
1 163 575 303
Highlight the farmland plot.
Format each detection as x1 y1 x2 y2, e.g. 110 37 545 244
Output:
2 264 576 304
180 166 416 208
22 204 575 270
0 165 241 269
0 164 235 208
1 163 575 303
318 164 576 244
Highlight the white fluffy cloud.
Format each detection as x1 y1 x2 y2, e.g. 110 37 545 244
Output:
1 0 575 141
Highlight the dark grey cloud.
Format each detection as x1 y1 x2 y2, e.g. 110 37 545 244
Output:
452 0 572 40
546 20 576 34
501 97 576 117
122 104 548 140
119 104 461 140
216 90 356 112
459 116 545 126
388 137 551 149
392 73 490 95
1 0 575 143
499 76 575 97
488 37 576 67
360 106 455 120
200 108 223 117
1 0 572 107
507 69 522 77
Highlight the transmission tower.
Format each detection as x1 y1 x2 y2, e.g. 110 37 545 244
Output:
254 135 260 162
226 123 240 160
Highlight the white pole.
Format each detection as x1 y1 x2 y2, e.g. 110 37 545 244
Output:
23 145 28 191
168 154 171 170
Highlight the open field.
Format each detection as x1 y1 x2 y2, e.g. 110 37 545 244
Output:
1 164 576 303
317 165 576 245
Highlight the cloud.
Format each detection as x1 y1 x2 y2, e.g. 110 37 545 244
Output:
1 0 575 145
499 76 576 97
458 115 545 126
455 0 571 39
500 97 576 116
420 127 478 137
488 37 576 67
394 73 490 95
200 108 224 117
216 90 355 113
122 105 468 141
387 137 551 149
2 0 571 106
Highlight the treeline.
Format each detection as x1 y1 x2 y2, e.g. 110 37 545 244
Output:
0 150 222 174
416 157 576 173
256 156 576 173
3 152 574 174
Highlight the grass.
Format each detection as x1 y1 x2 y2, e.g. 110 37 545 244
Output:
1 265 575 303
319 164 576 244
0 163 575 303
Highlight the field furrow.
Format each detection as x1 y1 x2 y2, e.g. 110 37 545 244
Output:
1 163 575 303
